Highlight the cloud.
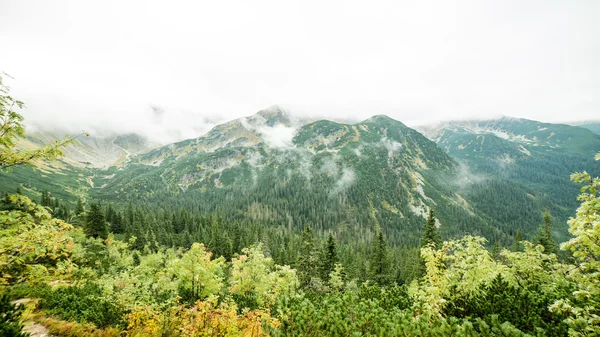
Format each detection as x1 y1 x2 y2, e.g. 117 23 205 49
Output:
259 125 297 149
330 168 357 195
453 162 487 190
1 0 599 144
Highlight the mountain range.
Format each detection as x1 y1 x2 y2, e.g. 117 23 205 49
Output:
2 106 599 245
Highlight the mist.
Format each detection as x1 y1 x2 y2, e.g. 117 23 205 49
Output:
1 0 599 144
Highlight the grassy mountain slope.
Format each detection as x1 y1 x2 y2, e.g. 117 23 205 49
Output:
0 131 158 204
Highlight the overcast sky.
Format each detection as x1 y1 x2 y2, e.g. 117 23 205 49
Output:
1 0 599 143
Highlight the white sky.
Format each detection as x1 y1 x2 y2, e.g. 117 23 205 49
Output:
1 0 599 143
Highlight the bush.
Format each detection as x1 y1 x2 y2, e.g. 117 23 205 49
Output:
444 273 570 336
357 282 412 310
38 283 126 328
6 283 51 301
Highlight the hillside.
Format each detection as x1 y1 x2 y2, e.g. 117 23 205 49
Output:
577 122 600 135
0 131 159 203
2 111 598 245
419 117 600 240
84 109 560 246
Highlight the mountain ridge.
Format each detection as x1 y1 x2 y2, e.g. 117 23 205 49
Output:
3 108 599 246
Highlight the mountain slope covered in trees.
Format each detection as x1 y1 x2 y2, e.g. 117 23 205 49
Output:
3 110 599 248
420 117 600 241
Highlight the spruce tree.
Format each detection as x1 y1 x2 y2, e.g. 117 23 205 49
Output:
297 224 318 287
125 202 134 233
369 229 390 285
512 229 523 252
75 197 85 215
321 232 337 280
40 190 49 207
105 203 124 234
421 209 441 248
491 240 501 259
85 202 109 239
536 207 557 254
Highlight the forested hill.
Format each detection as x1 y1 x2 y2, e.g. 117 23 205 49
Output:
419 117 600 241
2 109 599 248
91 108 483 247
578 122 600 135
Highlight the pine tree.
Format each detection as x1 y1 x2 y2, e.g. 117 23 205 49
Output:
512 230 523 252
232 223 242 254
40 190 50 207
85 202 109 239
75 197 85 215
209 216 232 260
321 232 337 280
421 209 441 248
297 224 318 287
105 203 124 234
536 207 556 254
491 240 501 259
370 229 390 285
125 202 134 233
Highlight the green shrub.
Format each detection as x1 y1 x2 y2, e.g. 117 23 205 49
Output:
6 283 51 301
38 283 126 328
444 273 570 336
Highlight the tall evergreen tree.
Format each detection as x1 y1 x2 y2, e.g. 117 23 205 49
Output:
75 197 85 215
369 229 390 285
85 202 109 239
512 229 523 252
297 224 318 287
209 216 232 260
321 232 338 280
536 207 557 254
105 203 124 234
491 240 501 259
421 209 441 248
40 190 50 207
125 202 134 232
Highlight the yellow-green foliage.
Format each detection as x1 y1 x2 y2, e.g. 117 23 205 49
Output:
412 236 508 315
167 243 226 300
551 153 600 335
126 296 279 337
412 235 569 317
0 194 76 286
229 244 298 309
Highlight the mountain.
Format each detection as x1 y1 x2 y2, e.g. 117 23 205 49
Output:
90 108 491 246
0 131 159 202
419 117 600 240
577 122 600 135
2 109 597 246
87 108 568 246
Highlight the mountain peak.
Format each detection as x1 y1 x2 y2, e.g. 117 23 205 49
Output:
363 114 393 123
254 105 293 127
361 114 408 129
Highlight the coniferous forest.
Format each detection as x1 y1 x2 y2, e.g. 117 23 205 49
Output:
1 71 600 337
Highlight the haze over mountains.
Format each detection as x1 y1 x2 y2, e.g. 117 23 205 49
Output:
2 106 600 246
